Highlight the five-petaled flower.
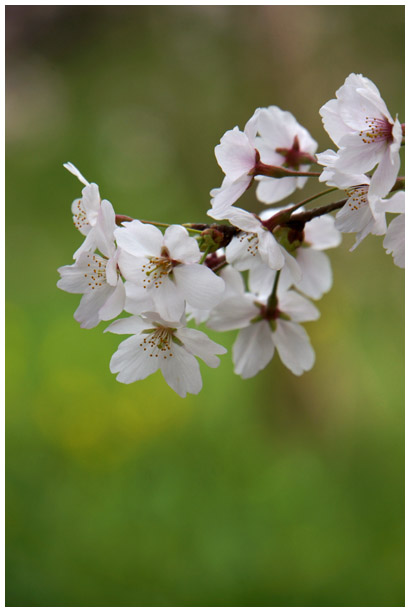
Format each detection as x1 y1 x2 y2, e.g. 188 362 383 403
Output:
106 313 227 397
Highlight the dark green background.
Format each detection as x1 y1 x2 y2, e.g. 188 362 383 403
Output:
6 6 404 606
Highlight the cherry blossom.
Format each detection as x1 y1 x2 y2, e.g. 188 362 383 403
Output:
254 106 317 204
207 269 319 378
57 250 125 329
106 313 227 397
319 73 402 200
210 109 261 214
64 162 117 259
115 221 225 321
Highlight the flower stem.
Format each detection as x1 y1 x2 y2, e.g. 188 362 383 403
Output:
255 161 321 179
199 245 212 264
262 187 339 231
267 270 281 309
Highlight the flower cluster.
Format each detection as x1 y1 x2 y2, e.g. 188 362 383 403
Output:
58 73 404 397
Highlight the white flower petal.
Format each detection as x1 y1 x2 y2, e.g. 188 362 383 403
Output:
257 230 285 270
368 146 401 201
383 214 405 268
273 320 315 376
110 336 160 383
163 225 200 263
208 175 252 217
215 126 256 180
160 344 202 397
124 282 155 315
278 289 320 322
115 220 163 257
294 249 333 300
105 315 149 336
93 199 116 258
255 175 298 204
64 162 89 186
207 296 259 332
74 285 113 329
304 215 342 250
152 277 185 321
99 280 125 321
176 327 227 368
233 321 274 379
172 263 225 310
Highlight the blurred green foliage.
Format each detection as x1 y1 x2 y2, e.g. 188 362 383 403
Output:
6 6 404 606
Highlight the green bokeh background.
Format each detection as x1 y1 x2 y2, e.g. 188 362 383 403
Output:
6 6 404 606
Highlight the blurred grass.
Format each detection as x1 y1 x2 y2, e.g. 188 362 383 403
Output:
6 5 404 606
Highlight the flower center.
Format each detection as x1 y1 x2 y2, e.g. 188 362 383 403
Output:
238 232 258 257
359 116 393 144
141 247 178 289
275 135 315 169
83 254 107 289
345 185 369 211
139 326 175 359
73 199 89 231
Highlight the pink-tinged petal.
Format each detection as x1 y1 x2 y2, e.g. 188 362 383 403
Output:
244 108 262 142
99 280 125 321
257 106 297 147
74 285 113 329
304 215 342 250
368 146 401 201
152 277 185 321
255 176 298 204
176 327 227 368
115 220 163 257
209 175 253 217
64 162 89 186
105 315 148 336
383 214 405 268
163 225 200 263
335 136 383 174
257 230 285 270
233 321 274 379
110 337 160 383
172 264 225 310
215 127 256 180
207 296 259 332
354 86 393 126
294 249 333 300
124 282 155 315
320 99 350 146
255 138 284 166
160 344 202 397
278 289 320 322
273 320 315 376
